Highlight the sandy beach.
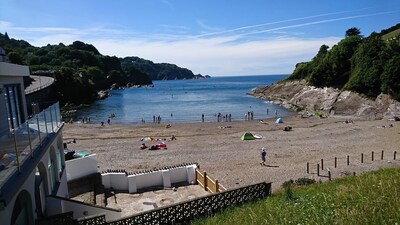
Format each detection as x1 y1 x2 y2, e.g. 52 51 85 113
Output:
63 116 400 192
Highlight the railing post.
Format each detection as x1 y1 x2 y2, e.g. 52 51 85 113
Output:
361 153 364 163
49 108 54 132
394 151 397 160
44 111 49 136
372 151 374 161
306 162 309 174
381 151 384 160
334 157 337 168
12 129 21 173
317 164 320 176
203 171 208 191
215 180 219 192
321 159 324 170
26 121 33 158
347 155 349 165
36 115 42 145
54 104 59 127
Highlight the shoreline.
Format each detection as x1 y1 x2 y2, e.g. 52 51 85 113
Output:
63 115 400 192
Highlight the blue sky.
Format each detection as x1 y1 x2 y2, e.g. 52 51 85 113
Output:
1 0 399 76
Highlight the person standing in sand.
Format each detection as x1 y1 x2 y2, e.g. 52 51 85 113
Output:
260 147 267 166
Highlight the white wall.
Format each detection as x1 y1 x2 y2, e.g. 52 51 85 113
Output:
134 171 163 190
0 135 69 224
170 167 188 184
0 168 36 225
56 169 69 198
101 164 197 194
65 154 98 181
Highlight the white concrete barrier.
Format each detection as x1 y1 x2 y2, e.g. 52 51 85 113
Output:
66 154 98 181
101 164 197 193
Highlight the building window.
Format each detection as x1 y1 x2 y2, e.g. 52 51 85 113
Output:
4 84 24 130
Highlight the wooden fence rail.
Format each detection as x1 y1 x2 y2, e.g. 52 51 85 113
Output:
195 167 225 193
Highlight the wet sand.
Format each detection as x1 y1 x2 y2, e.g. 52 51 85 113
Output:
63 116 400 191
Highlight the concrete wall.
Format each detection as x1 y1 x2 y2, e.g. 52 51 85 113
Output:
47 196 121 222
0 62 30 77
65 154 98 181
102 164 197 193
56 169 69 198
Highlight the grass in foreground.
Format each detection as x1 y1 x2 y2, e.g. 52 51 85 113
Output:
192 168 400 225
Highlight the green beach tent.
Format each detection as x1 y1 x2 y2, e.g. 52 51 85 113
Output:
241 131 255 140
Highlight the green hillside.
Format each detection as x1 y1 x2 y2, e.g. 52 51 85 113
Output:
0 33 199 105
286 24 400 101
382 28 400 40
194 168 400 225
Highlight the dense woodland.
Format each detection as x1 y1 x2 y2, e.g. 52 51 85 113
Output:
0 33 200 104
287 23 400 101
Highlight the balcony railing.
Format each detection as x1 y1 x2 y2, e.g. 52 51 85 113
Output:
0 102 62 186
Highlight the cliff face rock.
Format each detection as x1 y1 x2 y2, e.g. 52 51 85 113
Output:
249 80 400 119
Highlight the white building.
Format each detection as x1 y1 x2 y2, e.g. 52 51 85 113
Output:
0 52 68 224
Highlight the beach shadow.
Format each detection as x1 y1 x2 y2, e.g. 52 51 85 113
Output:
265 165 279 168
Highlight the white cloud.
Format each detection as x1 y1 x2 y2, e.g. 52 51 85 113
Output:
90 36 340 75
0 19 342 76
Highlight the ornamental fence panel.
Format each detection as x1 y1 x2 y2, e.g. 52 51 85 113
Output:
107 181 271 225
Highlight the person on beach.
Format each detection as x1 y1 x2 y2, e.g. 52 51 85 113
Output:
202 114 205 122
260 147 267 166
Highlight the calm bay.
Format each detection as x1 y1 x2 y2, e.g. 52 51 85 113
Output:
74 74 294 124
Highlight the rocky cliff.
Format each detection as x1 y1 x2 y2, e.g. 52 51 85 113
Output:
249 80 400 119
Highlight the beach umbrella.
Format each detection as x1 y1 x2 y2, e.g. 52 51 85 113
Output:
143 137 154 142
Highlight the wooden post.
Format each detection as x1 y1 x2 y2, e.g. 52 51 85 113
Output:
381 151 384 160
334 157 337 168
203 171 208 191
215 180 219 192
328 170 331 181
307 162 309 174
394 151 397 160
317 164 320 176
361 153 364 163
347 155 350 166
321 159 324 170
372 151 374 161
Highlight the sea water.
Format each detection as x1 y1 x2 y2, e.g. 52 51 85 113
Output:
74 74 295 124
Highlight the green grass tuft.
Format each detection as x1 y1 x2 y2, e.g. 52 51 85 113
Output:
192 168 400 225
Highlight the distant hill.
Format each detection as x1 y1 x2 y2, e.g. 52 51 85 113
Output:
285 23 400 101
0 33 203 105
121 56 204 80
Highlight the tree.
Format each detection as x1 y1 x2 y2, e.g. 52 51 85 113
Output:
381 55 400 100
7 51 23 64
345 27 361 37
4 32 10 40
345 34 385 97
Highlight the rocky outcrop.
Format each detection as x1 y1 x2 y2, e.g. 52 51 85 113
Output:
249 80 400 119
97 90 109 100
